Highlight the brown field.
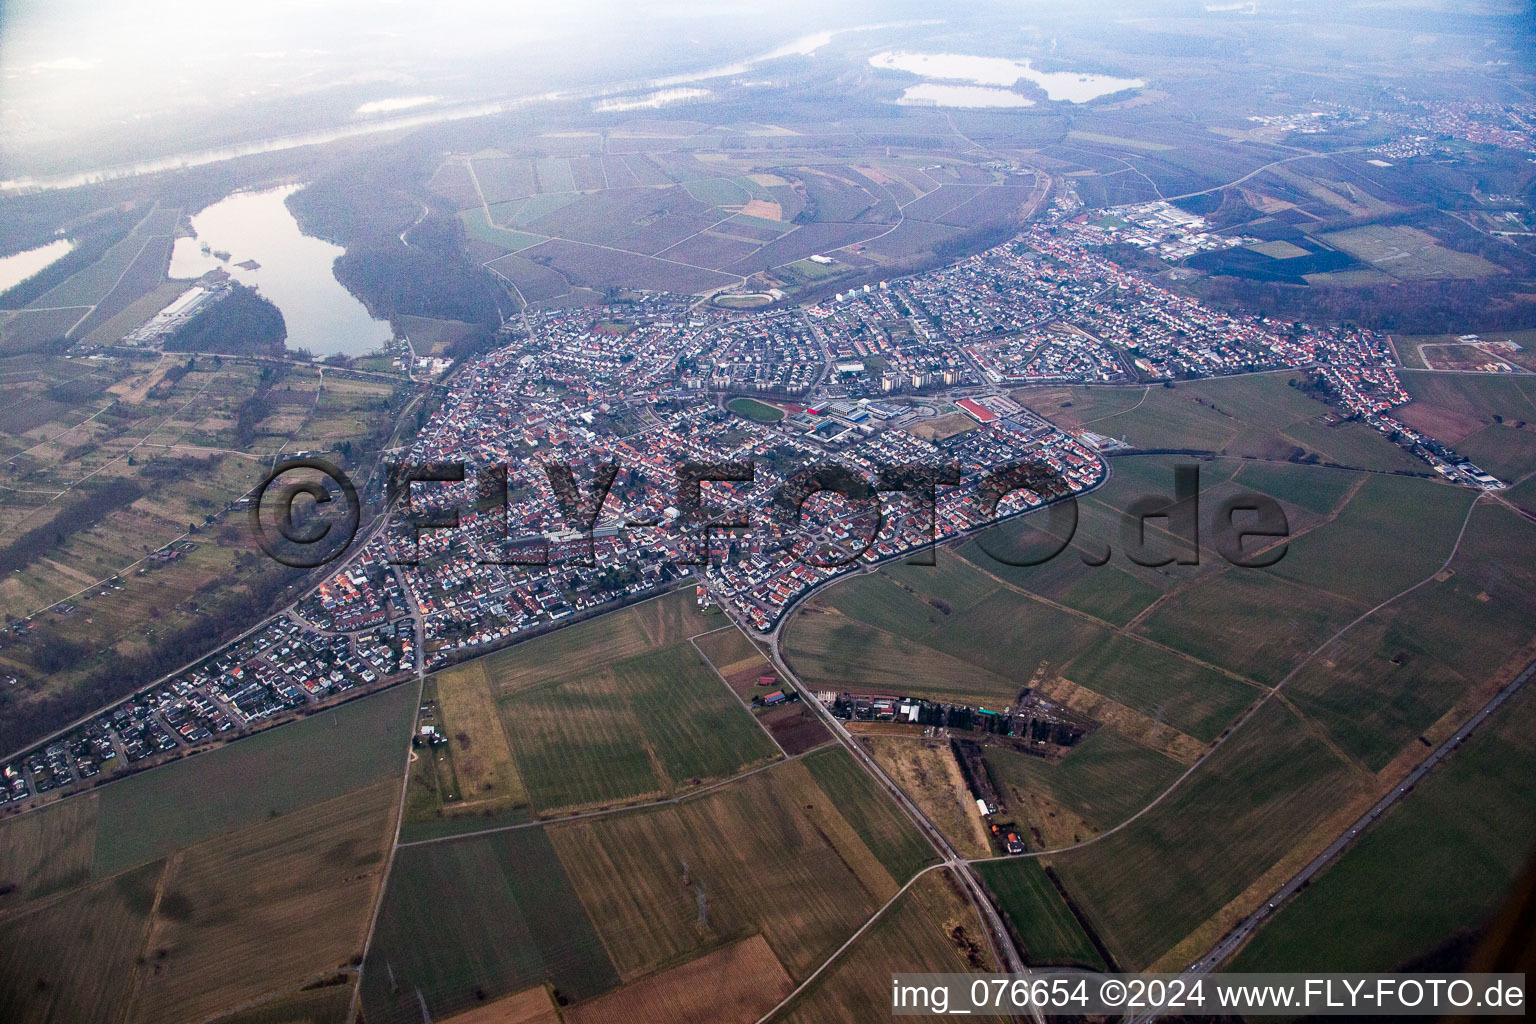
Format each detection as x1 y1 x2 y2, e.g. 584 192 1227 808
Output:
1420 344 1516 373
782 605 1014 705
548 760 887 982
738 199 782 221
566 935 791 1024
631 590 718 645
907 412 977 443
440 985 560 1024
776 759 899 902
0 794 98 921
435 660 529 814
858 735 991 859
0 858 163 1024
106 354 176 404
853 165 895 185
758 702 832 754
694 624 767 679
128 780 398 1024
1394 400 1488 443
771 869 1007 1024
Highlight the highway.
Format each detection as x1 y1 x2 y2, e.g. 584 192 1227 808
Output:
1127 654 1536 1023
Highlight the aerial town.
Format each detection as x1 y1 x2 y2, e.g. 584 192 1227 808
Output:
0 164 1507 809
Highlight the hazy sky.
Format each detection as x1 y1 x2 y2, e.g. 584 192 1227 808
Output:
0 0 905 174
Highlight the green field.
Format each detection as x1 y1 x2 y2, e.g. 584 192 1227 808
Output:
1232 680 1536 972
1229 459 1359 515
1051 702 1367 969
362 826 619 1024
1021 375 1428 473
500 643 780 813
1286 503 1536 769
978 858 1107 969
456 208 545 252
984 730 1185 835
682 176 753 206
92 682 416 877
1058 635 1259 743
476 591 777 815
727 396 784 422
1136 570 1360 687
1271 472 1473 606
802 746 938 884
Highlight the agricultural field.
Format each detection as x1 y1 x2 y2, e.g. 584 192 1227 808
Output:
499 644 779 813
691 624 771 699
691 622 829 754
800 746 938 886
1050 701 1368 970
983 730 1185 845
547 756 904 982
782 432 1517 966
0 762 401 1024
435 987 558 1024
475 591 780 815
215 984 355 1024
435 141 1032 302
1398 371 1536 482
362 826 619 1024
565 936 791 1024
1232 679 1536 973
1285 502 1536 770
756 703 832 755
126 780 398 1024
1317 224 1502 281
978 858 1107 969
0 859 162 1024
1055 634 1259 743
91 681 415 876
23 204 180 324
401 663 528 838
769 869 1007 1024
1019 374 1429 472
0 793 98 919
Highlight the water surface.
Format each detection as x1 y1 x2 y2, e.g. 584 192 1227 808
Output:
870 51 1143 103
170 186 392 357
0 239 74 292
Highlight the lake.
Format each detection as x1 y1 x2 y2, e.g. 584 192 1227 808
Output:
870 51 1144 104
0 239 74 293
170 186 392 358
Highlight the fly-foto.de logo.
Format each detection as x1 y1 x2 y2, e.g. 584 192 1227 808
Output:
250 458 1289 572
